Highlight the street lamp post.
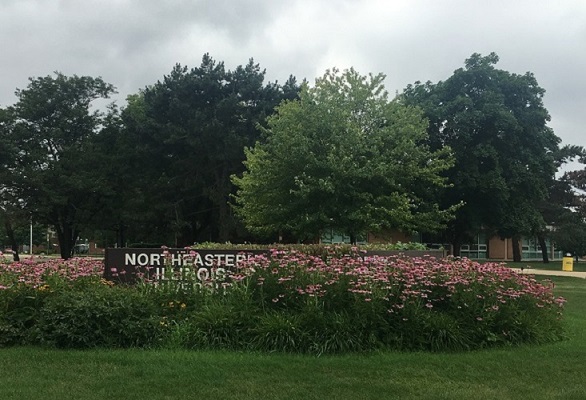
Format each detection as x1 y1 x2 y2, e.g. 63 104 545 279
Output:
30 216 33 255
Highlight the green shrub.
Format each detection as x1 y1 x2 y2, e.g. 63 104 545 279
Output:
191 242 430 254
300 309 375 355
36 285 162 348
250 312 306 353
172 303 253 350
0 285 49 346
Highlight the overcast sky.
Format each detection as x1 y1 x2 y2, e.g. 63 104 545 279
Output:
1 0 585 164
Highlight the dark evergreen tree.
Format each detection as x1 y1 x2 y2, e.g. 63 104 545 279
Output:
118 54 299 245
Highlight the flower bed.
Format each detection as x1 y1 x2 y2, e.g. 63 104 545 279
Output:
229 251 566 351
0 251 566 352
0 256 104 288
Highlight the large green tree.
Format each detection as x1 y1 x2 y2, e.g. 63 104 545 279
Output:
0 73 116 259
118 54 299 246
232 68 455 242
402 53 562 261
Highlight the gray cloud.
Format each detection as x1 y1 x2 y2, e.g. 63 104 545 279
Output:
1 0 584 157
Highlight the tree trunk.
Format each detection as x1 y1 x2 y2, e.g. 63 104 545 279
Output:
55 223 77 260
349 233 357 245
217 198 231 242
537 232 549 263
511 235 522 262
451 237 462 257
116 221 126 248
3 218 20 262
215 166 234 243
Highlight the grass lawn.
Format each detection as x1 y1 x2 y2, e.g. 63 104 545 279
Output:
1 276 585 400
499 260 586 273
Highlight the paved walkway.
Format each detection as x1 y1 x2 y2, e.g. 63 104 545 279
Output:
510 268 586 279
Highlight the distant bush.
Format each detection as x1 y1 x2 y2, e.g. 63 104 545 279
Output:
128 243 167 248
192 241 429 250
191 242 431 256
0 252 566 352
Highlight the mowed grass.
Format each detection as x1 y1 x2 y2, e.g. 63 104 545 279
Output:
1 276 585 400
505 260 586 273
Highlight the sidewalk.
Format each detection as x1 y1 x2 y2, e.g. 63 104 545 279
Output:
510 268 586 279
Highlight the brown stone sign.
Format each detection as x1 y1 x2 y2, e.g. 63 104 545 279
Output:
103 248 265 284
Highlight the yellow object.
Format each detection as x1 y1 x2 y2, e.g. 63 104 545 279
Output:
562 256 574 272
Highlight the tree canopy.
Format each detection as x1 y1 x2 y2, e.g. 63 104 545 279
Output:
114 54 299 246
232 68 455 242
402 53 563 260
0 72 116 258
1 53 584 258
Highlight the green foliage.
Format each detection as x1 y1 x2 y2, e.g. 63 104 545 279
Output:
115 54 300 246
247 309 373 355
250 312 306 352
422 312 472 352
232 68 456 242
551 218 586 258
1 56 300 252
181 302 253 349
36 284 161 348
402 53 563 258
0 72 117 259
365 241 428 251
550 167 586 258
192 241 428 251
0 285 47 346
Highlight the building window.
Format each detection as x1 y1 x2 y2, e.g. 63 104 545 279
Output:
460 233 488 259
522 238 564 260
321 230 366 245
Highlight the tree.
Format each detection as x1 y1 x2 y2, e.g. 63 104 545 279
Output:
0 73 116 259
119 54 299 245
402 53 562 261
0 206 22 261
68 104 140 249
0 107 21 260
232 68 455 242
550 212 586 260
532 146 585 262
550 160 586 260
